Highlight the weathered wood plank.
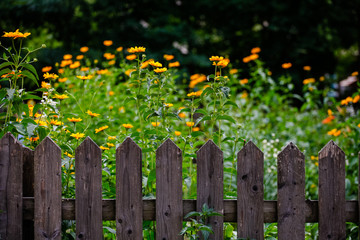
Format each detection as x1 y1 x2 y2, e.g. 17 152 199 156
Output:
0 133 23 240
277 142 305 240
359 151 360 240
34 137 61 240
156 139 183 240
197 140 223 240
75 137 103 239
23 147 34 240
116 137 143 239
318 140 346 239
237 141 264 240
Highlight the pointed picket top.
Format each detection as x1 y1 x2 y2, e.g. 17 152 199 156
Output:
117 137 141 153
197 139 221 154
237 140 263 157
156 138 181 153
278 142 304 159
319 140 345 158
35 136 61 152
0 132 17 143
76 136 100 153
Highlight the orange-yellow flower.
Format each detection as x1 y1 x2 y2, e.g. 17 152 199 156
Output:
80 46 89 53
126 54 137 60
322 115 335 124
80 67 89 71
69 61 81 69
64 152 74 158
50 119 63 126
58 78 67 83
282 63 292 69
209 56 224 61
2 29 31 39
41 81 51 89
86 110 100 117
27 136 39 142
303 66 311 71
108 60 115 65
104 53 115 60
63 54 72 60
239 78 248 85
353 95 359 103
213 59 229 68
340 96 353 105
154 67 167 73
42 66 52 72
251 47 261 54
43 72 59 80
76 75 93 80
163 54 175 61
53 94 69 100
103 40 113 46
97 69 109 75
108 136 116 140
107 143 115 147
68 117 82 122
351 71 358 76
122 123 133 129
60 60 72 67
327 128 341 137
230 69 238 74
319 76 325 81
175 131 181 136
76 55 84 60
303 78 315 85
164 103 173 107
116 46 123 52
127 46 146 53
192 127 200 132
186 122 195 127
151 122 160 127
125 69 136 76
149 60 162 67
100 146 110 150
95 125 109 133
169 61 180 68
70 132 85 140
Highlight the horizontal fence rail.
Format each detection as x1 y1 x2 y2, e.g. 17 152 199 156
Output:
0 132 359 240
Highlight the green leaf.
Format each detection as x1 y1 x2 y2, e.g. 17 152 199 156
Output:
103 226 116 235
22 94 42 100
0 68 11 78
0 62 14 70
11 122 26 135
195 115 211 126
6 88 15 100
223 100 238 108
184 211 201 219
225 224 234 238
26 123 38 136
207 74 215 81
216 115 236 124
195 108 207 115
124 96 136 104
166 112 181 120
21 70 39 86
191 131 204 138
19 63 39 80
146 111 159 120
200 87 214 98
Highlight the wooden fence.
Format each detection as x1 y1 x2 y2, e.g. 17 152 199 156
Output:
0 132 359 239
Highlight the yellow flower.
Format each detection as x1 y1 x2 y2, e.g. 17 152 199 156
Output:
50 119 63 126
116 46 123 52
169 61 180 68
80 46 89 53
154 67 167 73
241 91 248 98
80 67 89 71
97 69 109 75
103 40 113 46
64 152 74 158
86 110 100 117
126 54 137 60
149 60 163 67
76 55 84 60
76 75 93 80
327 128 341 137
60 60 72 67
251 47 261 54
358 123 360 128
229 69 238 74
186 122 194 127
119 106 125 113
163 54 174 61
108 136 116 140
239 78 248 84
175 131 181 136
351 71 358 76
104 53 115 60
2 29 31 39
41 81 51 89
100 146 110 150
151 122 160 127
68 117 82 122
53 94 69 100
63 54 73 60
108 60 116 65
319 76 325 81
107 143 115 147
35 119 47 126
340 96 353 105
353 95 360 103
122 123 134 129
127 46 146 53
70 132 85 140
95 125 109 133
42 66 52 72
58 78 67 83
209 56 224 61
125 69 136 76
69 61 81 69
43 72 59 80
282 63 292 69
164 103 173 107
310 156 319 160
192 127 200 132
27 136 39 142
179 112 186 118
213 59 229 68
303 66 311 71
303 78 315 85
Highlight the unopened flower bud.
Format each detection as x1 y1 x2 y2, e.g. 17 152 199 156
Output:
41 44 46 48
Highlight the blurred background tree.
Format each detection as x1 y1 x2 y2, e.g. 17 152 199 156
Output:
1 0 359 86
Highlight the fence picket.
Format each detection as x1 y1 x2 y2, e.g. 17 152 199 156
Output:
116 137 143 239
277 142 305 240
156 139 183 240
0 133 23 240
237 141 264 240
23 147 34 240
75 137 103 239
197 140 223 240
318 140 346 239
34 137 62 240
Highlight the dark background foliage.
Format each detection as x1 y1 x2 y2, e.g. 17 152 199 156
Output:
1 0 359 83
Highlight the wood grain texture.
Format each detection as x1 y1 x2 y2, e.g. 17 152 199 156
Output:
23 147 34 240
75 137 103 239
237 141 264 240
318 140 346 240
197 140 223 240
0 133 23 240
277 142 305 240
156 139 183 240
34 137 61 240
116 137 143 239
